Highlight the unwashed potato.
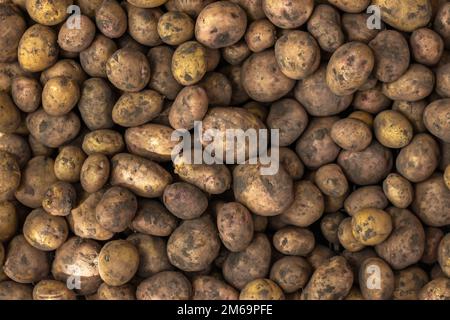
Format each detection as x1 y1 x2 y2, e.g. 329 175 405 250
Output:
131 200 178 237
223 233 271 289
422 227 445 264
382 174 414 209
436 63 450 98
158 11 194 46
423 99 450 143
0 201 18 241
198 72 232 106
33 280 77 300
374 110 413 149
359 257 394 300
392 100 427 133
301 256 353 300
393 267 429 300
167 215 220 272
11 76 41 113
351 208 393 246
321 212 345 244
163 182 208 220
328 0 370 13
240 279 284 300
245 19 276 53
410 28 444 66
26 0 71 25
169 85 208 130
97 283 136 300
0 3 26 63
54 146 86 183
58 15 96 53
42 77 80 116
278 147 304 180
307 5 344 53
82 129 124 156
42 181 77 216
438 234 450 277
222 40 251 65
137 271 191 300
262 0 313 29
171 41 207 86
270 256 311 293
4 235 49 284
127 5 162 46
96 0 127 39
330 118 372 152
39 59 87 86
314 164 348 197
306 245 335 270
0 281 32 300
353 85 391 114
80 35 118 78
418 278 450 300
342 13 382 43
338 217 365 252
273 227 315 256
0 92 21 134
192 276 238 300
80 153 110 193
0 151 21 202
434 2 450 48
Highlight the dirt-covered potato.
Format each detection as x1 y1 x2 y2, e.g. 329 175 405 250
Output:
0 201 17 242
328 0 370 13
163 182 207 220
106 49 150 92
296 117 340 169
54 146 85 183
382 64 435 102
438 234 450 277
42 181 76 217
97 283 135 300
270 256 311 293
374 110 413 149
33 280 77 300
436 63 450 98
80 153 110 193
375 208 425 269
240 279 284 300
326 42 374 96
353 85 391 114
221 64 249 104
223 233 271 289
42 77 80 116
113 91 163 128
342 13 382 43
11 76 41 113
167 215 220 272
278 148 304 180
124 5 160 46
52 236 102 295
301 256 353 300
0 92 21 134
192 276 238 300
307 5 344 53
131 200 178 237
168 85 208 130
233 161 294 216
80 35 117 78
58 15 96 53
127 233 172 278
330 118 372 152
410 28 444 66
382 174 414 209
338 217 365 252
26 0 71 25
351 208 392 246
262 0 313 29
4 235 49 283
137 271 191 300
216 202 253 252
0 3 26 62
321 212 345 245
396 134 440 183
0 281 32 300
392 267 429 300
445 165 450 190
222 41 251 65
98 240 139 286
295 66 353 116
422 227 445 264
280 180 324 227
95 0 127 38
82 130 124 156
359 257 394 300
0 151 21 202
39 59 86 85
273 227 315 256
244 18 275 53
157 11 194 46
171 41 207 86
418 278 450 300
392 100 427 133
242 50 295 102
307 245 335 270
314 164 348 197
423 99 450 143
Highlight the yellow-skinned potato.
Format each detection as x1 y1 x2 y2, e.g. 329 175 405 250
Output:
262 0 313 29
128 0 168 8
95 0 127 39
423 99 450 143
0 92 21 134
0 3 26 63
97 283 136 300
419 278 450 300
359 257 394 300
0 151 21 202
137 271 191 300
372 0 432 32
445 165 450 190
26 0 72 26
374 110 413 149
33 280 77 300
351 208 393 246
393 267 429 300
0 281 32 300
331 118 372 152
338 217 365 252
438 234 450 277
18 24 59 72
240 279 284 300
80 35 118 78
158 11 194 46
353 84 391 114
42 181 77 216
127 5 162 47
80 153 110 193
42 77 80 116
328 0 370 13
326 42 375 96
436 63 450 98
192 276 238 300
82 129 124 156
0 201 17 242
54 146 86 183
307 4 345 53
382 174 414 209
58 15 96 53
11 76 41 113
98 240 140 287
171 41 207 86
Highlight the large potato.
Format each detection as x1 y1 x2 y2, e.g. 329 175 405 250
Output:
169 85 208 130
351 208 393 246
80 35 117 78
127 5 162 46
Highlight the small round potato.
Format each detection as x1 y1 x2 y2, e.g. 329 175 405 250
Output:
273 227 315 256
245 19 276 53
240 279 284 300
80 35 118 78
98 240 140 287
321 212 346 244
42 77 80 116
33 280 77 300
97 283 136 300
359 257 394 300
163 182 208 220
11 76 41 113
26 0 72 26
222 41 251 65
195 1 247 49
54 146 86 183
0 201 17 242
423 99 450 143
410 28 444 66
169 85 208 130
331 118 372 152
80 154 110 193
58 15 96 52
338 217 366 252
131 200 178 237
217 202 254 252
262 0 313 29
192 276 238 300
158 11 194 46
171 41 207 86
422 227 445 264
96 0 127 38
137 271 191 300
382 174 414 209
127 5 162 46
270 256 311 293
314 164 348 197
351 208 393 246
0 151 21 202
42 182 77 217
374 110 413 148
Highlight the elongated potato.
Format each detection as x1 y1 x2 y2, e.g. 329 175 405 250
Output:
0 151 21 202
171 41 207 86
423 99 450 143
359 257 394 300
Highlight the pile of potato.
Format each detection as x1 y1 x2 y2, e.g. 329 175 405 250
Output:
0 0 449 300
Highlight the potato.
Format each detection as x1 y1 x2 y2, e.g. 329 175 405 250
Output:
97 283 135 300
28 135 53 157
4 235 49 283
127 233 172 278
26 0 71 25
307 5 344 53
80 154 110 193
359 257 394 300
295 66 353 116
348 111 374 127
221 65 249 105
436 63 450 98
375 208 425 269
68 191 114 241
338 141 393 186
342 248 377 282
157 11 194 46
373 110 413 149
10 76 41 113
106 49 150 92
195 1 247 49
396 134 440 183
192 276 238 300
165 0 212 17
198 72 232 106
242 50 295 102
41 77 80 116
0 92 20 134
437 234 450 277
410 28 444 66
98 240 139 287
422 227 445 264
0 201 17 242
382 174 414 209
373 0 432 32
434 2 450 49
128 0 167 8
137 271 191 300
351 208 393 246
167 215 220 272
205 47 221 72
301 256 353 300
223 233 271 289
321 212 345 244
280 180 324 227
233 161 294 216
270 256 311 293
217 201 253 252
392 267 429 300
445 165 450 190
26 109 81 148
40 59 87 86
33 280 76 300
326 42 374 96
95 0 127 38
0 281 32 300
0 151 21 202
222 41 251 65
423 99 450 143
353 85 391 114
54 146 86 183
57 15 95 53
391 100 427 133
18 24 59 73
296 117 340 169
168 85 208 130
244 18 276 53
42 181 76 217
81 129 123 157
131 200 178 237
338 217 365 252
0 3 26 63
240 279 284 300
330 118 372 152
278 148 304 180
307 245 335 270
171 41 207 86
342 13 382 43
262 0 313 29
80 35 117 78
382 64 435 101
419 278 450 300
52 236 102 295
273 227 315 256
328 0 370 13
314 164 348 197
163 182 208 220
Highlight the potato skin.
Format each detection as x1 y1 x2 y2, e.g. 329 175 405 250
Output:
195 1 247 49
0 201 18 242
137 271 191 300
382 174 414 209
279 147 304 180
342 13 382 43
374 110 413 149
270 256 311 293
192 276 238 300
58 15 96 53
301 256 353 300
315 164 348 197
171 41 207 86
328 0 370 13
307 5 344 53
111 153 172 198
245 18 276 53
338 217 365 252
422 227 444 264
423 99 450 143
410 28 444 66
273 227 315 256
392 100 427 133
0 92 21 134
42 181 76 217
95 0 127 39
80 153 110 193
158 11 194 46
419 278 450 300
351 208 393 246
33 280 77 300
169 85 208 130
393 267 429 300
0 3 26 63
321 212 345 244
331 118 372 152
167 216 220 272
82 129 124 156
223 233 271 289
0 151 21 202
222 41 251 65
54 146 86 183
240 279 284 300
11 76 41 113
359 257 394 300
4 235 50 284
163 182 208 220
127 5 162 46
98 240 139 287
262 0 313 29
131 200 178 237
80 35 118 78
434 2 450 49
438 234 450 277
0 281 33 300
42 77 80 116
